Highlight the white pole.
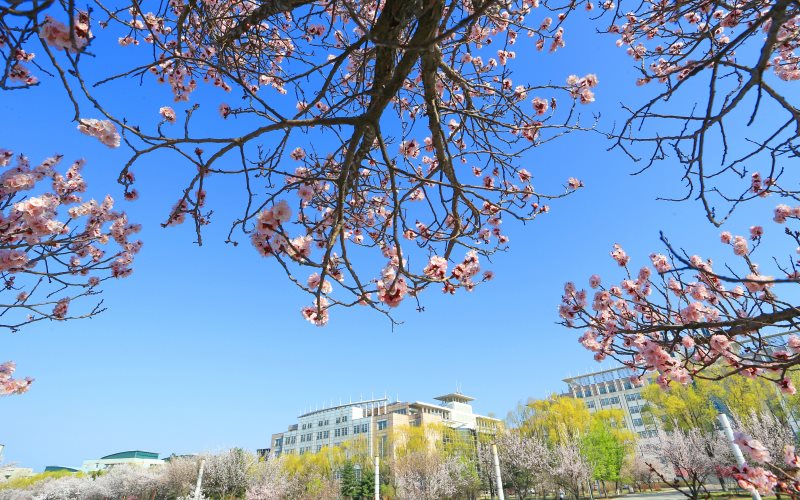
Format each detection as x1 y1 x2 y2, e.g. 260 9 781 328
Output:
193 459 206 500
491 443 505 500
374 455 380 500
718 413 761 500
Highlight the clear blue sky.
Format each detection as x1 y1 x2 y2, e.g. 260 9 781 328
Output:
2 10 792 471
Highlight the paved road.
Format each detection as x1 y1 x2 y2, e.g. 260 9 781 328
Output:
619 490 695 500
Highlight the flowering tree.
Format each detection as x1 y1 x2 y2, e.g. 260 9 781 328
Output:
0 151 141 395
247 456 298 500
495 429 551 500
202 448 256 499
721 413 800 497
392 449 470 500
648 427 729 500
0 0 600 327
550 433 592 500
736 410 797 463
622 453 656 492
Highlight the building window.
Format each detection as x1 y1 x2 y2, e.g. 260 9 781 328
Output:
335 429 341 437
623 380 633 390
354 425 360 434
324 431 329 438
342 416 348 422
362 423 368 433
319 420 324 427
630 406 640 414
586 401 596 409
607 383 617 393
324 419 329 426
342 427 348 436
633 418 643 427
599 385 607 395
377 420 388 431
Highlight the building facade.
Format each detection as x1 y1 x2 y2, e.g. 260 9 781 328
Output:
563 366 659 444
269 392 501 458
81 450 164 472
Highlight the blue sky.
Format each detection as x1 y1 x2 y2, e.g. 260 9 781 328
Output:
2 9 794 471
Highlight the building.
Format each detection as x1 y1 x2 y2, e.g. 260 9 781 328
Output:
0 444 34 483
563 366 660 444
81 450 164 472
43 466 79 473
269 392 501 458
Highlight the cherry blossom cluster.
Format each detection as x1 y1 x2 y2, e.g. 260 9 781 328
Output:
77 118 121 148
597 0 800 225
0 9 92 89
0 360 32 396
0 149 141 393
719 431 800 496
560 200 800 389
20 0 596 325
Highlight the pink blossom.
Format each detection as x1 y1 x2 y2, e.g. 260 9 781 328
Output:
423 255 448 280
290 147 306 161
272 200 291 223
649 253 671 273
159 106 177 123
780 377 797 395
720 231 733 243
734 432 771 463
749 226 763 240
77 119 120 148
589 274 601 288
743 273 774 293
219 103 231 119
709 334 732 354
399 139 421 158
52 297 70 319
40 15 90 53
377 267 409 307
784 446 800 468
774 204 792 223
734 466 778 495
532 97 549 115
301 298 329 326
0 361 33 396
610 244 629 266
732 236 748 256
307 273 332 294
567 177 583 190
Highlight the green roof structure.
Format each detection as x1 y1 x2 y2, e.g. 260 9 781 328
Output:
44 466 78 473
99 451 159 460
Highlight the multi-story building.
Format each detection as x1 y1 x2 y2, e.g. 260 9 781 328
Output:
269 392 501 458
563 366 659 444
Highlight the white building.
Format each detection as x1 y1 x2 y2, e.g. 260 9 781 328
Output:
270 392 500 458
563 366 660 445
81 450 164 472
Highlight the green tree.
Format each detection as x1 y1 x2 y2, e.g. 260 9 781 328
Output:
580 412 633 496
340 461 360 499
526 395 593 444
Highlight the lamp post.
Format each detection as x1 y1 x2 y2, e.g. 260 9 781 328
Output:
491 443 505 500
711 398 761 500
193 459 206 500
